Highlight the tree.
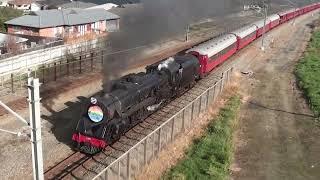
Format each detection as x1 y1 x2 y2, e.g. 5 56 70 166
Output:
0 7 23 32
6 35 20 54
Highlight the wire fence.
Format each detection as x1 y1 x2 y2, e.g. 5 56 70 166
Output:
0 51 104 95
92 67 234 180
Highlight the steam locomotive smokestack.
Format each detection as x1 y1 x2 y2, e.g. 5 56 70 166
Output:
102 0 246 92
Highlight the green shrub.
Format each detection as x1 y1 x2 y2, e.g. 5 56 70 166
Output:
0 7 23 32
296 31 320 117
163 96 241 180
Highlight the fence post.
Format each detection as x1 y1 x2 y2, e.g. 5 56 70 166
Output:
198 96 202 114
117 161 121 180
213 83 217 102
11 73 14 93
144 139 147 165
79 55 82 74
158 128 162 153
54 62 57 81
28 78 44 180
91 53 94 71
67 59 70 76
206 90 210 108
171 118 175 141
72 59 75 74
127 153 131 180
59 60 62 77
19 74 22 88
42 66 45 83
226 69 230 84
104 168 109 180
152 133 155 158
220 73 224 93
136 147 140 172
191 102 194 123
101 51 104 65
181 109 185 131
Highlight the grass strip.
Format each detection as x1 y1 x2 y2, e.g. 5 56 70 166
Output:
163 95 241 180
296 30 320 117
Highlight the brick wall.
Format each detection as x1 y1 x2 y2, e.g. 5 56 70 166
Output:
7 20 112 38
7 25 40 36
7 25 64 38
39 28 55 38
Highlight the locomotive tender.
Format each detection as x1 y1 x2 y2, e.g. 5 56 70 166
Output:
72 3 320 154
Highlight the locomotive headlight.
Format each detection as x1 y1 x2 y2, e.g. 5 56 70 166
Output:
88 105 104 123
90 97 97 104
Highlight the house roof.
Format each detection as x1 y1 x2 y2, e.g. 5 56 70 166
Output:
84 0 140 6
56 1 97 9
5 8 120 28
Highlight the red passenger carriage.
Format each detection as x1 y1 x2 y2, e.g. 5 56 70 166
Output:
230 24 257 50
186 34 237 76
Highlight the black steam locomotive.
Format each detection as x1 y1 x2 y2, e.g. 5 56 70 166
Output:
72 55 200 154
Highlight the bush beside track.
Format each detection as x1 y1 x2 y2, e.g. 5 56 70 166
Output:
163 96 241 180
296 30 320 117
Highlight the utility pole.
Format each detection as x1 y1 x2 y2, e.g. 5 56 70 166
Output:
28 77 44 180
261 2 268 51
185 25 190 42
0 75 44 180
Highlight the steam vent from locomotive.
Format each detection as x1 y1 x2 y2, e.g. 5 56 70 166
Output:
72 55 200 154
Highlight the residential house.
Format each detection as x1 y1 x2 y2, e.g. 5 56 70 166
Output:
7 0 41 12
5 8 120 38
55 1 97 9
